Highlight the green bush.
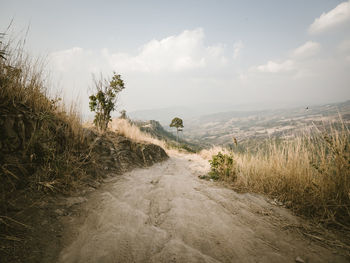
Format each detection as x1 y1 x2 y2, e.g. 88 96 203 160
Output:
209 152 237 181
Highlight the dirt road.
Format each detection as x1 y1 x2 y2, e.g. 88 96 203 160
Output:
58 152 347 263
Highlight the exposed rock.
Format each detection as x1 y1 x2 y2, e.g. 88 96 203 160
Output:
295 256 305 263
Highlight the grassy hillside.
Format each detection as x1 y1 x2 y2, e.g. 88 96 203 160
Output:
0 36 93 194
0 33 101 262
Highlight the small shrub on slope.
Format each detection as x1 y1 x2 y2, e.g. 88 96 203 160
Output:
209 152 237 182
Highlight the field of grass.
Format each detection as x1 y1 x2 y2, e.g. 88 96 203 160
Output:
202 124 350 228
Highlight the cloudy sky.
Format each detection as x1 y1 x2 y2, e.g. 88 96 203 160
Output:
1 0 350 117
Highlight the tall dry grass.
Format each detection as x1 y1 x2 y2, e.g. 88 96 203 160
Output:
0 33 91 194
203 124 350 227
109 118 167 149
0 32 102 263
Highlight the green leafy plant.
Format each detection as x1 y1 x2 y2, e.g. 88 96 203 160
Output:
209 152 237 181
89 72 125 132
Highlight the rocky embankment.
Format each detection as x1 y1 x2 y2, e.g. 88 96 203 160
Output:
85 130 168 175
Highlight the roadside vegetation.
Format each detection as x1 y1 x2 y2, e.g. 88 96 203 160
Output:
0 32 106 261
0 33 95 196
202 124 350 228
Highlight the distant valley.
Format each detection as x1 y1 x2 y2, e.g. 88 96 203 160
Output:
130 100 350 148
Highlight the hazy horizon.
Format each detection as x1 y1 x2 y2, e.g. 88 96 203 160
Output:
126 99 349 125
1 0 350 117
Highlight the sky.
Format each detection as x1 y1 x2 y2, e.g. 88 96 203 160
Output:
1 0 350 118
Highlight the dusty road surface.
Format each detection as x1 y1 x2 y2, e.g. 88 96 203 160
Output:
58 152 347 263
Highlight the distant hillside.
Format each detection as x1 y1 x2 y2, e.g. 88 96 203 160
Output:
127 102 311 126
127 101 350 149
182 100 350 148
132 120 202 152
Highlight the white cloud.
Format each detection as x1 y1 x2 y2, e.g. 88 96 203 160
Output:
50 47 85 71
256 59 295 73
105 28 227 73
49 47 111 75
309 1 350 34
337 39 350 62
50 29 227 75
233 41 244 59
253 41 320 74
292 41 321 59
338 39 350 52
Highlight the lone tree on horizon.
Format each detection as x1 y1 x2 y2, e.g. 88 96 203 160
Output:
170 117 184 142
89 72 125 132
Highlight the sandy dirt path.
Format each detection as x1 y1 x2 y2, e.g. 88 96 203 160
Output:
57 152 347 263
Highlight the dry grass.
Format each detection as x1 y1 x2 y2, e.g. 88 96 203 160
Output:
109 118 167 149
204 124 350 227
0 33 92 195
108 118 198 155
0 32 101 262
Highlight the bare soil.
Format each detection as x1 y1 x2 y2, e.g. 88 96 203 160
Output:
56 152 349 263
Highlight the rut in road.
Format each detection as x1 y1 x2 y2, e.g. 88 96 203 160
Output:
58 152 347 263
